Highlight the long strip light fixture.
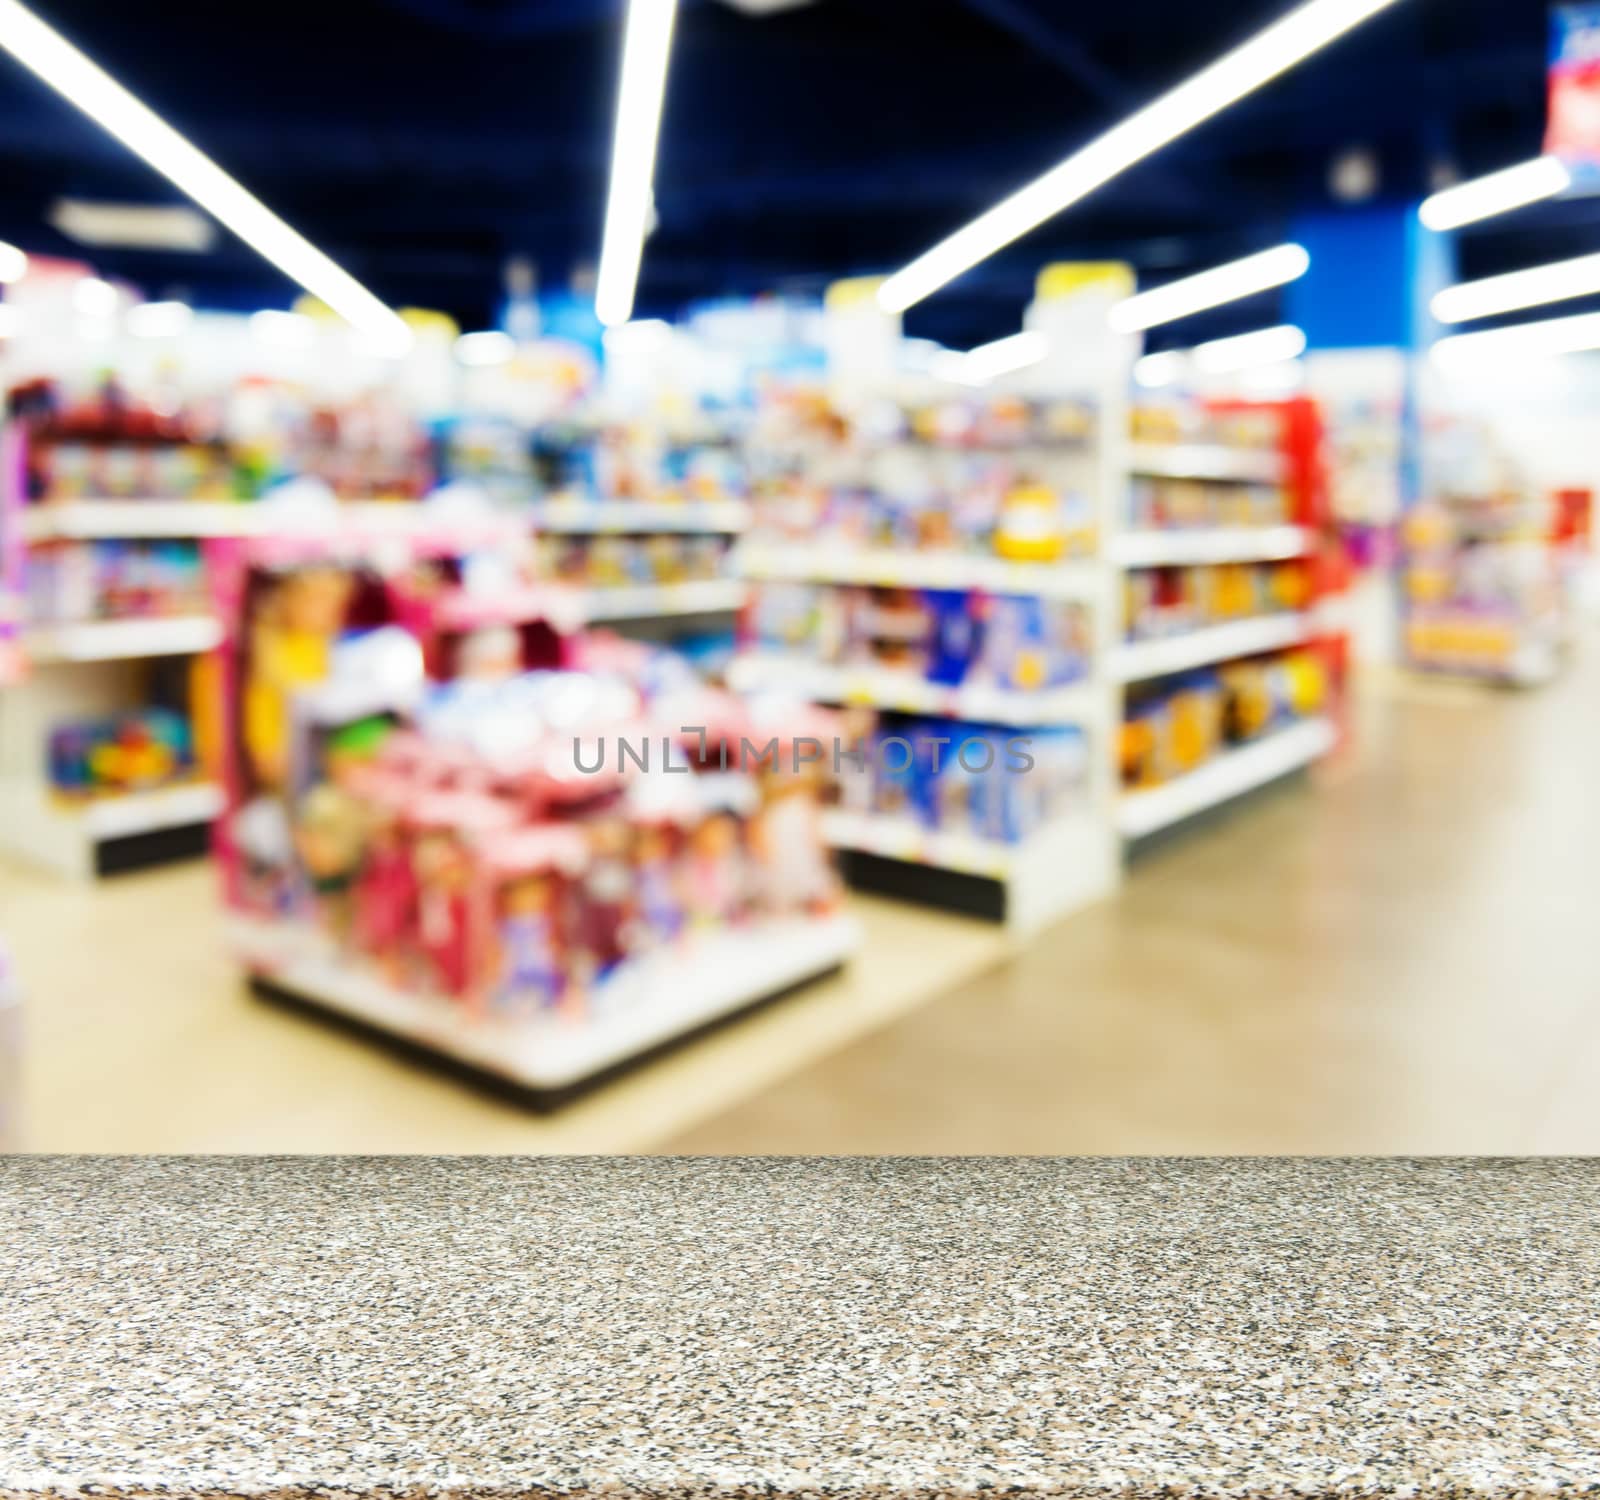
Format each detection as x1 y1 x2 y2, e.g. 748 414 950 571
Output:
0 0 411 351
963 330 1049 383
1432 251 1600 325
595 0 679 328
1418 156 1570 232
1433 311 1600 367
876 0 1404 315
1132 323 1307 387
1192 323 1306 373
1109 244 1310 332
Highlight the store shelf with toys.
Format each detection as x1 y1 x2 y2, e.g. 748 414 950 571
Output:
0 401 239 875
209 516 859 1104
728 316 1125 935
1114 397 1342 839
1402 415 1569 688
509 416 753 630
1119 714 1335 839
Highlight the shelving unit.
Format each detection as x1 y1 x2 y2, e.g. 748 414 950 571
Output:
1111 397 1340 841
726 267 1133 935
715 299 1343 928
0 423 236 877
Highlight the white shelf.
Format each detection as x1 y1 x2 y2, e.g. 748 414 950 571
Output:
823 809 1030 879
575 579 749 620
1111 526 1311 566
1111 614 1312 682
1129 443 1285 484
737 544 1097 599
531 500 750 534
72 781 224 839
230 911 861 1092
729 653 1097 725
820 809 1115 935
0 777 221 877
19 501 262 541
26 615 223 662
1117 718 1335 838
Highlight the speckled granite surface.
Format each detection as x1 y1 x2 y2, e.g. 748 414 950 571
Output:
2 1157 1599 1500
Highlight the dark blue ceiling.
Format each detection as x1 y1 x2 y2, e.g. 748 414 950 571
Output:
0 0 1559 348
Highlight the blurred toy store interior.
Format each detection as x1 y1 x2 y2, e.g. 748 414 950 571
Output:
1 0 1598 1155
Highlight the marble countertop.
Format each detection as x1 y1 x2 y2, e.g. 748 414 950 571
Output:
3 1156 1598 1500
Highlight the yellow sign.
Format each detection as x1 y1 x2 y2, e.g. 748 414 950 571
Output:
1035 261 1134 303
825 275 886 311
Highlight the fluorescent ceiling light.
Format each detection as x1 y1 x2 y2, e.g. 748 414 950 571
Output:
0 241 26 282
877 0 1403 314
595 0 679 328
0 0 410 351
127 300 192 338
1431 251 1600 324
73 276 117 317
1419 156 1570 232
1193 323 1306 372
1110 244 1310 332
1133 350 1188 388
934 330 1049 386
964 329 1048 382
250 309 315 347
455 329 515 366
48 198 215 251
1433 311 1600 367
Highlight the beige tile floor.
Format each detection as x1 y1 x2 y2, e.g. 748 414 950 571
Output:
667 654 1600 1154
4 650 1596 1155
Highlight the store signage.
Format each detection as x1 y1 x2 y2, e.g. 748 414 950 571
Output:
1547 3 1600 183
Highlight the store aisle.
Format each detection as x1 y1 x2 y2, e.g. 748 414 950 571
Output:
8 654 1599 1155
665 654 1600 1154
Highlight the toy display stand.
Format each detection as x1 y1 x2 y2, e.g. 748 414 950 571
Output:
233 910 858 1105
210 515 861 1107
1115 393 1342 843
